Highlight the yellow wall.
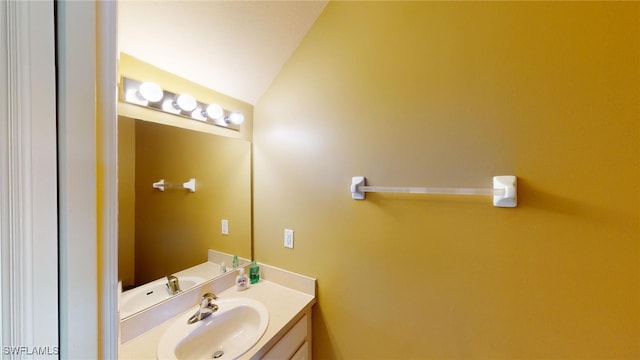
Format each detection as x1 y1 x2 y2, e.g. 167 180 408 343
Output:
133 120 252 285
253 2 639 358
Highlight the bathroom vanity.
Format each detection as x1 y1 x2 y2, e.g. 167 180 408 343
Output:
119 262 316 360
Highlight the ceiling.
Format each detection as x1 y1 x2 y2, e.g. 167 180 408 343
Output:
118 1 328 105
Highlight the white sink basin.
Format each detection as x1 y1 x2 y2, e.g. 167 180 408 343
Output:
120 275 204 318
156 297 269 360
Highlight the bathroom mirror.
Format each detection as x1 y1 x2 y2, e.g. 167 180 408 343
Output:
118 115 252 315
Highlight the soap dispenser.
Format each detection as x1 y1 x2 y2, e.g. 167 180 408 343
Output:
235 268 249 291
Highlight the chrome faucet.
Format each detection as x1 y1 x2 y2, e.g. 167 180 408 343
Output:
188 293 219 324
166 275 181 295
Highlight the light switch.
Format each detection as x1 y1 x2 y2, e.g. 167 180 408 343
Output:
284 229 294 249
221 219 229 235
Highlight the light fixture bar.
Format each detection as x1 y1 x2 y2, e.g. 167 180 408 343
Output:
121 77 243 131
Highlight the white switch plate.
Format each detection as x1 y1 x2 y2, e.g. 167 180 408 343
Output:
221 219 229 235
284 229 294 249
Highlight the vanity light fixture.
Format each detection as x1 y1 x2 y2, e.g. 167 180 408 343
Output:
138 82 164 102
209 109 244 127
190 107 207 121
204 104 224 120
213 118 228 127
121 77 244 131
124 81 163 106
124 88 148 106
161 98 180 114
163 93 198 113
226 112 245 125
174 93 197 112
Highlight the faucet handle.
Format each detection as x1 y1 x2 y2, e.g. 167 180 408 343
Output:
201 293 219 312
201 292 218 304
166 275 181 295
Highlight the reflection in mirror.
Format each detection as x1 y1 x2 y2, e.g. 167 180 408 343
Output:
118 116 252 318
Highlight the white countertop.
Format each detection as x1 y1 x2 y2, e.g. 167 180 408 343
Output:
119 267 315 360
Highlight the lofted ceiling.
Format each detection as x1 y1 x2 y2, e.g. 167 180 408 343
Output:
118 0 328 105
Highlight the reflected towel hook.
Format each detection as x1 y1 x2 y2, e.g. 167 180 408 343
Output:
183 178 196 192
152 178 197 193
152 179 166 192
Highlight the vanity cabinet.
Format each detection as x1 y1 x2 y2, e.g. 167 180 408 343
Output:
290 341 309 360
262 311 311 360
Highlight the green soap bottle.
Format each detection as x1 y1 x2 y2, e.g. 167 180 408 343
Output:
249 261 260 284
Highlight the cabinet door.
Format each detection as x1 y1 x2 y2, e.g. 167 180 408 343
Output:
291 341 309 360
263 315 308 360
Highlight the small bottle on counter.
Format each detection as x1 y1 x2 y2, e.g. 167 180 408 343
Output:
249 261 260 284
235 268 249 291
232 255 239 269
220 262 227 274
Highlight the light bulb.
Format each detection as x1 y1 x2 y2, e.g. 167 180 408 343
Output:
227 112 244 125
213 118 228 127
124 88 148 106
204 104 224 120
138 82 163 102
191 107 207 121
162 99 181 114
175 94 197 112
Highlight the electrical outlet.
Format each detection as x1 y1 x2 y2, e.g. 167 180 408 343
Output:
284 229 294 249
221 219 229 235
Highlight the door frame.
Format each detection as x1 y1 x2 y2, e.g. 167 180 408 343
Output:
57 0 118 358
3 1 120 356
1 0 59 355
